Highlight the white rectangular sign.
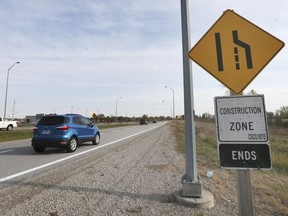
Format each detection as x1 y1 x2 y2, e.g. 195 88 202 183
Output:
215 95 268 142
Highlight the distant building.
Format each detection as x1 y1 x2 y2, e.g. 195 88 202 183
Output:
25 116 36 124
25 113 44 124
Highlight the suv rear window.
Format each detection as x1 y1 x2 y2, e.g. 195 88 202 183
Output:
38 116 69 125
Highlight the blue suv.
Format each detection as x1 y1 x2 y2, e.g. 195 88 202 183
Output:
31 114 100 153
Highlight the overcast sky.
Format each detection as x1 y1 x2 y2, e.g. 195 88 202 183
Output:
0 0 287 118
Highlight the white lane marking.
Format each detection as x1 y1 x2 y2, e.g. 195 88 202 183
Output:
0 150 14 154
0 123 165 183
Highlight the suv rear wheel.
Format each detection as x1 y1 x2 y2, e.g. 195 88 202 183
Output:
33 147 46 152
67 137 77 152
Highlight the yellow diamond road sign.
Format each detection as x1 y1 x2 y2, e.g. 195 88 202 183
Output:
188 9 285 94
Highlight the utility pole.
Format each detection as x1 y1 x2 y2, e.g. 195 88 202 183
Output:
3 62 20 121
12 99 16 119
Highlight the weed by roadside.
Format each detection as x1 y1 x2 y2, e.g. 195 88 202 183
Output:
170 120 288 216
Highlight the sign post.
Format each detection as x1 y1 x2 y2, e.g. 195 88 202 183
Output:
180 0 202 197
236 167 254 216
174 1 214 209
215 94 271 216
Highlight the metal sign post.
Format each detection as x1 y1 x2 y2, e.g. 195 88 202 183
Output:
174 1 214 209
180 0 202 197
237 169 254 216
231 92 253 216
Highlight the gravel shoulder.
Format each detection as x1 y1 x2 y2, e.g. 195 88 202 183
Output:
0 124 238 216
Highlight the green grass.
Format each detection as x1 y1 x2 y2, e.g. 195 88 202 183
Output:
97 123 137 129
272 184 288 196
0 129 33 142
171 121 218 166
171 120 288 176
270 136 288 176
196 136 218 166
171 121 185 154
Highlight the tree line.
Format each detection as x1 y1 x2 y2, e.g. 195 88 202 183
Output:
91 113 175 123
267 106 288 127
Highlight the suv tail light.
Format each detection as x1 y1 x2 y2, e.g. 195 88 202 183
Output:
56 125 70 131
33 127 38 132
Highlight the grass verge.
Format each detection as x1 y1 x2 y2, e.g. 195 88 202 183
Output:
0 129 33 142
171 120 288 216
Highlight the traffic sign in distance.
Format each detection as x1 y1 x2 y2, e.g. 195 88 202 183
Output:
189 9 285 94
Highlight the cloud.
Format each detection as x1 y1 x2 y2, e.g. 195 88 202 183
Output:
0 0 287 118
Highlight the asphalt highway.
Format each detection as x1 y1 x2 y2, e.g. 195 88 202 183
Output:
0 122 166 184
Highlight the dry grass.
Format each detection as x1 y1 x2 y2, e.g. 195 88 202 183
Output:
171 120 288 216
